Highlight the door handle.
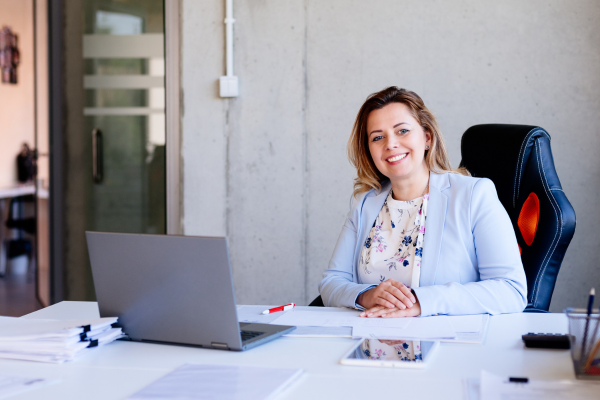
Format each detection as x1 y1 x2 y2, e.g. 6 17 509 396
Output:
92 128 103 183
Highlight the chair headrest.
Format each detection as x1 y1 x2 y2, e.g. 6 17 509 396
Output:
459 124 551 210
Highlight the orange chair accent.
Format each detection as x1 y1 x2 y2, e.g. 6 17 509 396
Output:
518 193 540 246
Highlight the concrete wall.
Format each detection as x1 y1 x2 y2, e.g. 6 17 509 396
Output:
181 0 600 311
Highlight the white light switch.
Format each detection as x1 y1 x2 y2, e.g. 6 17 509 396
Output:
219 76 239 97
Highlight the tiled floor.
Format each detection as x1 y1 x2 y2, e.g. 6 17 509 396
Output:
0 266 41 317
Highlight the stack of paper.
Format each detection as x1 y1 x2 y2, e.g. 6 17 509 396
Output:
0 316 123 363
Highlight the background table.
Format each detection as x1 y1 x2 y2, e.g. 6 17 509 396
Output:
0 302 574 399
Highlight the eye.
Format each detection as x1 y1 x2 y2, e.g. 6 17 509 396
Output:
372 135 383 142
397 129 409 135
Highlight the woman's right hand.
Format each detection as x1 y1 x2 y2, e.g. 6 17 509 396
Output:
357 279 415 311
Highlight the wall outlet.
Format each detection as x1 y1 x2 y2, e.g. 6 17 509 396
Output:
219 76 239 97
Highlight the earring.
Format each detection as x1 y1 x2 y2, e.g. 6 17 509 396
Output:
425 145 430 150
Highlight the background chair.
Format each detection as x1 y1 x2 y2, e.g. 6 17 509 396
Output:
460 124 576 312
0 195 35 277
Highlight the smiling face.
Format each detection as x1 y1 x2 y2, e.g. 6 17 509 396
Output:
366 102 431 186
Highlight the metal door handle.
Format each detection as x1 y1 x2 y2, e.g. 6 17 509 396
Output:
92 128 103 183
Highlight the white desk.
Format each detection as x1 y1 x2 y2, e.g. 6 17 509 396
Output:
0 183 48 200
1 302 573 399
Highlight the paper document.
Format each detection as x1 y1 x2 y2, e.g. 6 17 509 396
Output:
452 331 486 344
254 307 486 341
353 315 488 342
237 306 352 337
439 315 489 344
0 374 59 399
270 309 411 328
447 315 489 344
352 316 456 339
284 326 352 338
128 364 303 400
478 370 600 400
446 315 482 333
237 305 284 324
271 309 456 339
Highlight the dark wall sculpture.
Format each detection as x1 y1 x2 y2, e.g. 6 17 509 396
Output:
0 26 20 84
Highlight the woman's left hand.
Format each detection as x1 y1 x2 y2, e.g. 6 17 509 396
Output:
360 297 421 318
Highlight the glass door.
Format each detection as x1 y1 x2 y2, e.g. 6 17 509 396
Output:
83 0 166 236
49 0 167 301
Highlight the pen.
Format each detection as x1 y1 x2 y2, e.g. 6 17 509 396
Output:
585 302 600 372
581 288 595 362
262 303 295 315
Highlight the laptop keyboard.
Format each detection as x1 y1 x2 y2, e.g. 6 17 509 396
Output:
240 330 263 342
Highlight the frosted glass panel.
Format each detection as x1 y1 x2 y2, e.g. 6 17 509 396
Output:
83 0 165 235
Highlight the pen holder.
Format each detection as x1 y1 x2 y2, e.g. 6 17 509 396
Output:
565 308 600 380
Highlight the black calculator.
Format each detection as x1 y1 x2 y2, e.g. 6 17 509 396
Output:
522 333 571 349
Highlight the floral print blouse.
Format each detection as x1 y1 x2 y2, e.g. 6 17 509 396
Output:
358 190 429 290
358 339 423 362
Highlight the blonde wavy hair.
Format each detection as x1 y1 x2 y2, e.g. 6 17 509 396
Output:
348 86 468 197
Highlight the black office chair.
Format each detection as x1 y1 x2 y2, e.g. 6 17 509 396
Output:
309 295 324 307
460 124 576 312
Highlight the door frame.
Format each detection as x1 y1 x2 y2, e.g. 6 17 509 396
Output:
48 0 183 303
165 0 182 235
48 0 64 303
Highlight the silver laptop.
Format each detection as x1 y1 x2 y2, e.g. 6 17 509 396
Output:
86 232 295 351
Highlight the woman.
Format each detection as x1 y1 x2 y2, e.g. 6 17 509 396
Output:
318 87 527 318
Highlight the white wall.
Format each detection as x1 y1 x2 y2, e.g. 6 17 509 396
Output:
181 0 600 311
0 0 35 189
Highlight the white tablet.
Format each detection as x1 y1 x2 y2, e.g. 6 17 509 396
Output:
340 338 440 369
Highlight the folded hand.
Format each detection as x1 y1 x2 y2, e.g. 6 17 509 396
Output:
360 298 421 318
356 279 416 310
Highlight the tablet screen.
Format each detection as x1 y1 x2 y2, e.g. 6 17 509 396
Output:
342 338 438 366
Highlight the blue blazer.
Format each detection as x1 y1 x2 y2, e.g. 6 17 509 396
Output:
318 172 528 316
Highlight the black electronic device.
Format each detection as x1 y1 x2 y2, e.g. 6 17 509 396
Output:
521 333 571 349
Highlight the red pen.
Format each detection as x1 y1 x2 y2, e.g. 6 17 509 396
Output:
261 303 295 315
